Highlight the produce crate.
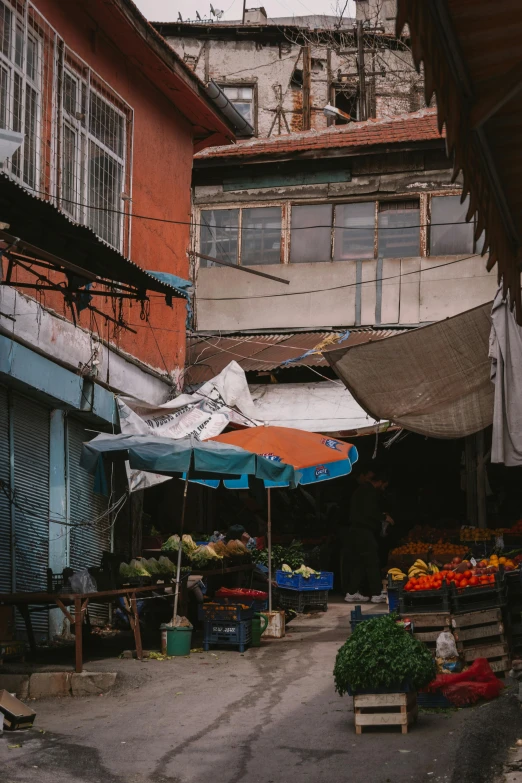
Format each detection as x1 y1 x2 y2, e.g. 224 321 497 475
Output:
451 609 510 676
350 605 387 633
198 602 254 622
406 612 451 650
450 574 506 614
399 583 450 614
0 640 25 663
505 568 522 597
202 619 252 652
277 588 328 613
353 691 418 735
275 570 333 591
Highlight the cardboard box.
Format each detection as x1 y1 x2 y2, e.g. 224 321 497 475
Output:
0 690 36 730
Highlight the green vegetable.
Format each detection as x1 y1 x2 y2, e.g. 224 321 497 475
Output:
162 534 180 552
252 541 305 571
282 564 292 573
333 614 436 696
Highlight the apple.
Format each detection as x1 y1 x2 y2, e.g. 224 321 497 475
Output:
452 557 462 565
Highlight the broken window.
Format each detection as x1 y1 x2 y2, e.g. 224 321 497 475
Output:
430 195 474 255
200 208 239 267
241 206 281 265
290 67 303 89
334 87 357 124
378 199 420 258
222 85 255 131
334 202 375 260
290 204 332 263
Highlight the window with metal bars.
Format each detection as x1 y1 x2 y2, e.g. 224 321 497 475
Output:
61 62 127 250
0 0 41 190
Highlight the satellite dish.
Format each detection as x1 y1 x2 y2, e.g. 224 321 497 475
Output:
215 8 224 18
177 11 183 21
196 10 201 19
210 3 216 14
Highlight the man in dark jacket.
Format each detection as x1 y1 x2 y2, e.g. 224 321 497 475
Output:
344 469 393 604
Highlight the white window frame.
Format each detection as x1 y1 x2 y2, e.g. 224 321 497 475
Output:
60 64 127 251
0 0 42 192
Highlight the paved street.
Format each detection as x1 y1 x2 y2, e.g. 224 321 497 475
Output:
0 600 485 783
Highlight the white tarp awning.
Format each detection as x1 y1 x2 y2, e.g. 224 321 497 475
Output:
249 381 386 435
324 302 494 439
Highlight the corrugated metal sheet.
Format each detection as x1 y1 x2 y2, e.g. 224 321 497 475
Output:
68 417 110 624
186 329 406 384
13 392 50 637
0 385 11 594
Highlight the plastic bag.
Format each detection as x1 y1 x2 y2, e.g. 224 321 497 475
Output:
425 658 504 707
436 631 458 660
68 568 97 594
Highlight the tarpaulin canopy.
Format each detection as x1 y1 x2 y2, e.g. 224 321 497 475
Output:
324 302 494 439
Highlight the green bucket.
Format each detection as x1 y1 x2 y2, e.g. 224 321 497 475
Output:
161 624 193 656
251 612 269 647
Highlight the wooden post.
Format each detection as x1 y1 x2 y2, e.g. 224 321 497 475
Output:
302 45 312 130
356 20 367 121
129 593 143 660
74 596 83 673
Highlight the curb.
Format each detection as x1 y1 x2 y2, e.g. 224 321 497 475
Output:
0 671 117 698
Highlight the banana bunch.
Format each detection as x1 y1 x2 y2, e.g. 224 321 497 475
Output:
408 559 439 578
387 567 407 582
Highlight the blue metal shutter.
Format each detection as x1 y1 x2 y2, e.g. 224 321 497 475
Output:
0 385 12 593
67 417 110 623
13 392 50 637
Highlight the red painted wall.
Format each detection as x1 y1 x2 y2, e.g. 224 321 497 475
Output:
19 0 195 378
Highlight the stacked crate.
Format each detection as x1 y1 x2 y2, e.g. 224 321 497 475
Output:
451 608 510 675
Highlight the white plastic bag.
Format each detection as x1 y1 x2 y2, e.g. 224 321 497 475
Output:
68 568 97 594
436 630 458 660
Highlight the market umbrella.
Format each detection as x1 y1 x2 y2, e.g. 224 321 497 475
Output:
209 427 359 611
80 433 296 623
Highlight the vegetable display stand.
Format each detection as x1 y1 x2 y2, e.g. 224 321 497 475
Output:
353 692 418 735
202 619 252 652
399 583 450 614
277 587 328 613
408 613 451 650
275 570 334 591
198 602 254 622
450 574 506 614
452 609 510 676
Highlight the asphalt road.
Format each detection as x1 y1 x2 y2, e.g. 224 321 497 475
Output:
0 600 511 783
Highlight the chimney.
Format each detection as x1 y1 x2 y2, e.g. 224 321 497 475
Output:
244 7 268 24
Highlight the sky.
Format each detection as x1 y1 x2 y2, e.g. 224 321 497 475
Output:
134 0 355 24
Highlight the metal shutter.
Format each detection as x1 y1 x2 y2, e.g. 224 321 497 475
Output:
67 417 110 623
0 385 12 593
12 392 50 637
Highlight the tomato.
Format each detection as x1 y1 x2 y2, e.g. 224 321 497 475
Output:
488 575 495 584
463 570 472 579
447 572 456 581
459 579 469 588
469 576 479 586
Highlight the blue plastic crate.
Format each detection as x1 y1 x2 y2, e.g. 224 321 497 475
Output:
388 589 400 613
417 691 452 709
275 570 334 591
198 602 254 622
202 619 252 652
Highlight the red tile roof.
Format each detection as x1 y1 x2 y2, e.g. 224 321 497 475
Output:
194 108 443 161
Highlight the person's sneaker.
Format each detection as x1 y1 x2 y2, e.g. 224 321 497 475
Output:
344 592 369 603
370 593 387 604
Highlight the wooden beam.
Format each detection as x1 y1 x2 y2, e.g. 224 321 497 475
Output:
193 251 290 284
471 61 522 128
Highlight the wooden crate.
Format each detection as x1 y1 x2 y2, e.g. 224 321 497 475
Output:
354 692 418 735
451 609 510 676
408 612 451 649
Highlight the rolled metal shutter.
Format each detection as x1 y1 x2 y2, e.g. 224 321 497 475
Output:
68 417 110 623
0 385 12 593
12 392 50 637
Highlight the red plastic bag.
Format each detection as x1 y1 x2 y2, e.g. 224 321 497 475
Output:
215 587 268 600
424 658 504 706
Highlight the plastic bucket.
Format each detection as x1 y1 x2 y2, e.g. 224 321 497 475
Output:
160 624 193 656
251 613 269 647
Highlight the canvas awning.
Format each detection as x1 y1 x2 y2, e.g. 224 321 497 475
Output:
324 303 494 439
249 381 388 436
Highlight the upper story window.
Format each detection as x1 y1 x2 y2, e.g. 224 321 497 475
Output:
61 57 130 250
198 193 483 266
430 195 484 255
0 0 42 190
221 84 255 134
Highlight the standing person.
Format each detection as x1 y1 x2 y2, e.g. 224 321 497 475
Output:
344 468 394 604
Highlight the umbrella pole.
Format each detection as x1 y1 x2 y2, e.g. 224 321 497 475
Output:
173 474 189 626
267 487 272 613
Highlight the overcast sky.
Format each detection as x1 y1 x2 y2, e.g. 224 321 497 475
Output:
135 0 355 24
